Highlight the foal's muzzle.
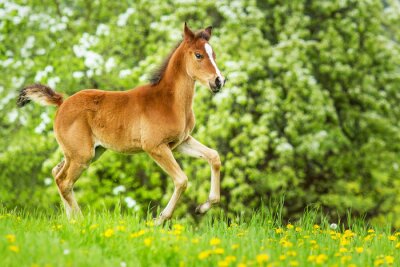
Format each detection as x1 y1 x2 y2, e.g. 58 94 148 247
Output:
210 76 226 93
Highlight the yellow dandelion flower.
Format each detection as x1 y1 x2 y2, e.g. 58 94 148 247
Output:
341 255 352 264
198 250 212 260
173 224 184 231
144 237 152 247
116 225 126 232
355 247 363 253
340 238 350 246
256 254 269 264
52 224 63 231
279 255 286 261
6 234 16 243
287 251 297 257
218 260 229 267
237 264 247 267
237 231 245 237
275 228 284 234
295 227 302 232
395 243 400 249
9 245 19 253
368 229 375 233
315 254 328 264
231 244 239 250
385 256 394 264
344 230 355 237
145 220 154 227
213 247 225 254
388 235 396 241
281 240 293 248
225 256 236 263
348 264 357 267
339 247 348 253
364 234 374 241
210 237 221 246
310 240 317 245
313 224 320 230
374 258 384 266
104 228 114 238
130 229 146 238
307 255 316 262
289 260 299 266
191 238 199 244
287 223 294 229
89 224 99 230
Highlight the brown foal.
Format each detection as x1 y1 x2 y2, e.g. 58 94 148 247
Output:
17 23 225 224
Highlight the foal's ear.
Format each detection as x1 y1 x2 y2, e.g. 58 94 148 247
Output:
184 22 195 41
205 26 212 38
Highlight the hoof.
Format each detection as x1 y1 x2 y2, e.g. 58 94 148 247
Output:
195 201 212 214
154 215 168 226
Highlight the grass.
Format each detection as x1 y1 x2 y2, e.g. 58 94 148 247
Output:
0 206 399 267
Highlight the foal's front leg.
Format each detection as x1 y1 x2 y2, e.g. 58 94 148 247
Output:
146 144 188 225
177 136 221 214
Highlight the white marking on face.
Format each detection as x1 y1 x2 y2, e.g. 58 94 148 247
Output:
204 43 222 81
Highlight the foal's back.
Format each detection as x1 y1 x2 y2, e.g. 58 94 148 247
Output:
54 85 181 155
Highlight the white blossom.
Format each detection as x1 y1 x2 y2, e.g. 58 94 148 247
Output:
84 51 103 69
72 71 84 79
7 109 18 123
124 196 137 208
96 24 110 36
117 8 135 27
119 69 132 78
48 76 60 88
105 57 116 72
44 177 53 186
113 185 126 195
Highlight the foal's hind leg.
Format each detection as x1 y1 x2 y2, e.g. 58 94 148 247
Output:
52 160 65 178
54 157 92 219
177 136 221 214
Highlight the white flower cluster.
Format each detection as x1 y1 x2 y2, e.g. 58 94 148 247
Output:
0 1 30 25
20 36 35 58
73 33 102 77
73 33 116 78
28 12 68 33
113 185 126 195
34 65 54 82
124 196 139 211
117 8 135 27
34 112 51 134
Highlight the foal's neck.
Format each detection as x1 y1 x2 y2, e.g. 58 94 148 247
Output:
158 44 195 112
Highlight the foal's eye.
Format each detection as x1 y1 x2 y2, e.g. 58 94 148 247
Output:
195 53 203 59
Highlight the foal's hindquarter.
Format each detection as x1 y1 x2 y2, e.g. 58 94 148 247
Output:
52 58 220 224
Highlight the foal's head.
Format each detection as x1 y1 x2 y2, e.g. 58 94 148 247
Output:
183 23 225 93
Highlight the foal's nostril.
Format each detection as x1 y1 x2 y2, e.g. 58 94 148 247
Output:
215 77 221 89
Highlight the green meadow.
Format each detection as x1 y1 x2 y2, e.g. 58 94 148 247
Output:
1 207 398 267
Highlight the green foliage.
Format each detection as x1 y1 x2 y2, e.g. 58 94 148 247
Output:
1 0 400 226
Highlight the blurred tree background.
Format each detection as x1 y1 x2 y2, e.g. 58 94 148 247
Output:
1 0 400 226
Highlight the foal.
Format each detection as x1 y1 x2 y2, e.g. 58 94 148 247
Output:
18 23 225 224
